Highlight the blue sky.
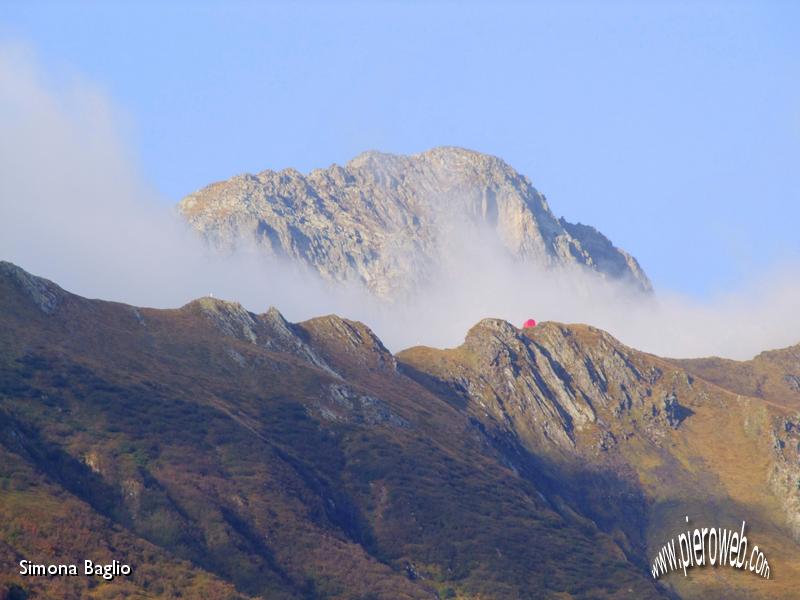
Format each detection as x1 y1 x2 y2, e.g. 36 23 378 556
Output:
2 1 798 297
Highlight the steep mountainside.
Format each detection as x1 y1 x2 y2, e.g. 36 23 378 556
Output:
178 147 651 298
398 322 800 600
1 262 797 600
0 262 663 600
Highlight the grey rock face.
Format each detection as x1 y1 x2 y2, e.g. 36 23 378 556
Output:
186 298 337 375
0 261 63 314
400 319 690 456
319 383 410 428
258 306 337 375
768 413 800 541
660 392 692 428
458 320 650 450
192 297 259 343
178 147 652 298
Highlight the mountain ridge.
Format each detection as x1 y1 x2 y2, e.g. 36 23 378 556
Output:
1 261 798 600
178 147 652 299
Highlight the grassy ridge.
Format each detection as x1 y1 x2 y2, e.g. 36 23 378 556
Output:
4 263 797 599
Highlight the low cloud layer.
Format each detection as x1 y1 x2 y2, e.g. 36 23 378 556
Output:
0 45 334 318
2 46 799 360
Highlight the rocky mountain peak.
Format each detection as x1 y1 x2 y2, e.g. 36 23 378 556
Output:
178 147 652 299
400 318 685 454
466 317 521 341
299 315 398 375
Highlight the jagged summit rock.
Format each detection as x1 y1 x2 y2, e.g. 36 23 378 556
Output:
178 147 652 298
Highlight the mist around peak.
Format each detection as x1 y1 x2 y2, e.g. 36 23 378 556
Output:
2 46 799 360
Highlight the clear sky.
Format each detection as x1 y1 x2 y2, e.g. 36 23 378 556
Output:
2 1 798 297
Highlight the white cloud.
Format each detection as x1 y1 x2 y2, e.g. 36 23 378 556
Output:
2 45 799 360
0 45 334 316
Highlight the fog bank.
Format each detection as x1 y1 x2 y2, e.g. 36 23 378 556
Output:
2 47 799 360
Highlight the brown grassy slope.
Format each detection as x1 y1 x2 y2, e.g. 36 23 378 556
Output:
0 262 666 600
672 344 800 410
0 267 433 599
0 442 252 600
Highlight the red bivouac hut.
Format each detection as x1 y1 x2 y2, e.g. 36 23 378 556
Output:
522 319 537 329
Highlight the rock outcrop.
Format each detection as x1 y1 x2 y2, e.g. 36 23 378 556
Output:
399 320 681 455
0 261 62 314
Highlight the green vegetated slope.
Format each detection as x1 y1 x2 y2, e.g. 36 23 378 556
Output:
0 261 797 599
